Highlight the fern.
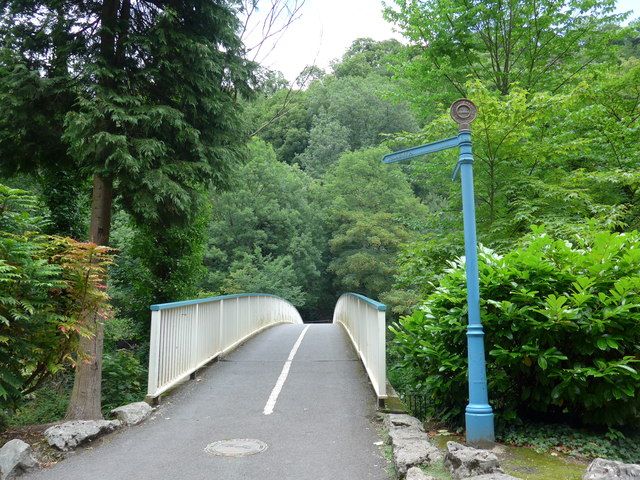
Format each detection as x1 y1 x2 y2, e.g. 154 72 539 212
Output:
0 184 114 409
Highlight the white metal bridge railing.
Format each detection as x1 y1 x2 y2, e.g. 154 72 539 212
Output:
333 293 386 400
146 293 303 399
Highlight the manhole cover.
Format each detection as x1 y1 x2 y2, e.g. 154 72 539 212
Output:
204 439 268 457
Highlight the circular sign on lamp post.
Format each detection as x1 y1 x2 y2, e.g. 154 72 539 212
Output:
450 99 477 130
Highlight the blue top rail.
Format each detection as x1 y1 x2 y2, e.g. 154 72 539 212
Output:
340 292 386 312
150 293 287 311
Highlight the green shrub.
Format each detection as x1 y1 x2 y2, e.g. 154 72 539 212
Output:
8 375 71 427
104 317 142 351
101 350 145 413
389 226 640 427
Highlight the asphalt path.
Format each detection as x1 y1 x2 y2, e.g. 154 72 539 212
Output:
27 323 389 480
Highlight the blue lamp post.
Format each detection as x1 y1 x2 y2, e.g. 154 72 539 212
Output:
383 99 495 444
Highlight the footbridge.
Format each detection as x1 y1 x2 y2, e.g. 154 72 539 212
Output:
28 293 391 480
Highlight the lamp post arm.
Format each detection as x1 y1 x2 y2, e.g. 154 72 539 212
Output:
382 136 460 164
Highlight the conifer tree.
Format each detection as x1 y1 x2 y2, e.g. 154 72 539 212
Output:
0 0 252 419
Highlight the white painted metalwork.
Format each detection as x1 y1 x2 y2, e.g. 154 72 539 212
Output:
147 294 303 399
332 293 387 399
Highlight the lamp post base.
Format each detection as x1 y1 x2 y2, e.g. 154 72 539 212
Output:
465 409 495 446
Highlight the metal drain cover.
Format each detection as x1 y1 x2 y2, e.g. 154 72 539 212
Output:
204 439 268 457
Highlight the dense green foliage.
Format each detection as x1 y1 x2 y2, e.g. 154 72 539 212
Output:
322 147 427 299
7 377 71 428
109 200 211 332
101 350 145 413
0 0 252 223
246 38 418 170
0 13 86 238
385 0 624 111
0 185 112 409
390 227 640 427
0 185 66 406
205 139 325 307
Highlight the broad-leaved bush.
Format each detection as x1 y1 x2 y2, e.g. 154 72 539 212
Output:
390 226 640 427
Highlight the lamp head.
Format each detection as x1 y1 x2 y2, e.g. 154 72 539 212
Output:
450 99 477 131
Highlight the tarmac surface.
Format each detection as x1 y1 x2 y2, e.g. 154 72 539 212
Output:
27 323 389 480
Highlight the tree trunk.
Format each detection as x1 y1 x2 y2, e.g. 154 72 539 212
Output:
65 174 113 420
65 0 120 420
65 317 105 420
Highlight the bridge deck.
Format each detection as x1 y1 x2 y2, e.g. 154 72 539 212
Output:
28 324 389 480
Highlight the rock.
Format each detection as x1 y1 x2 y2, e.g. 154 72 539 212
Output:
583 458 640 480
44 420 122 451
444 441 503 480
387 414 425 431
465 475 522 480
385 414 442 475
406 466 437 480
389 426 429 444
111 401 152 426
0 439 37 480
393 438 443 475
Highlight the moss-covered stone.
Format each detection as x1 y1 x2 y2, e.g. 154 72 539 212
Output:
427 433 587 480
501 446 586 480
